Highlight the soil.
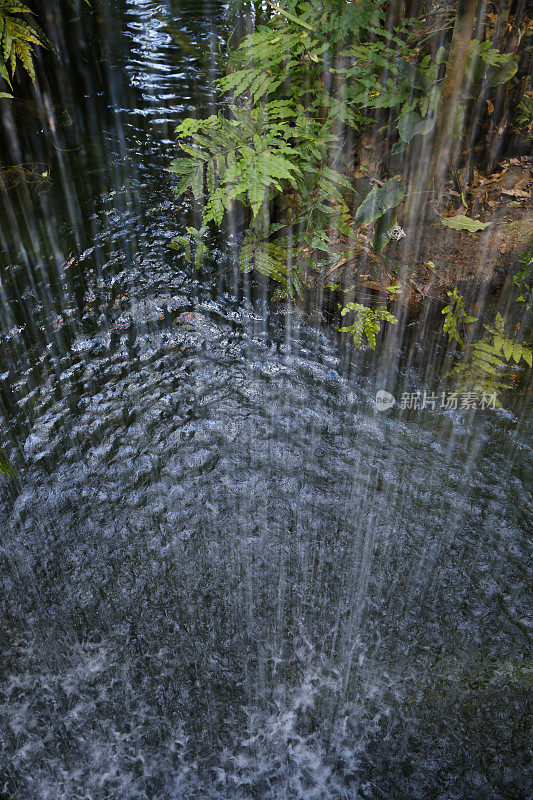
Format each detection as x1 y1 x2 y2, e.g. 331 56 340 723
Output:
321 155 532 313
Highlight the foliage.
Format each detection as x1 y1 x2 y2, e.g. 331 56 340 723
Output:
513 252 533 310
169 0 451 293
443 292 532 401
0 0 51 97
169 0 524 284
339 301 397 349
0 447 15 478
238 230 308 301
439 214 491 233
354 179 405 226
513 94 533 135
170 224 208 269
442 287 478 345
170 109 302 226
462 38 518 98
170 0 523 279
168 0 528 408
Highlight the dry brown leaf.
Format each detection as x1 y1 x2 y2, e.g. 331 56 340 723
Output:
361 280 383 292
502 187 531 199
484 167 509 184
409 279 427 297
471 169 481 188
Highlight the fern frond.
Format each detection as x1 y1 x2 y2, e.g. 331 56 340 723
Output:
0 4 50 90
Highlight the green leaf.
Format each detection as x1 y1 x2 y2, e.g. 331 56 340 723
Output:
397 110 434 143
1 1 32 10
439 215 491 233
472 359 499 376
266 1 315 31
486 58 518 88
452 104 465 141
0 447 15 478
373 211 395 255
391 140 406 156
355 179 405 226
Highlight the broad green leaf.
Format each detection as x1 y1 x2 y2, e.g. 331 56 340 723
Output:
439 215 491 233
398 110 434 143
391 140 406 156
373 212 395 255
486 58 518 88
355 179 405 226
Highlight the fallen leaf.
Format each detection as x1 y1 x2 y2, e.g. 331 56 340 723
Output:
409 279 427 297
485 167 508 183
502 187 531 199
361 280 383 291
439 214 492 232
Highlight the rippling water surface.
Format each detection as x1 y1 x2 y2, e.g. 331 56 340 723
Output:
0 2 531 799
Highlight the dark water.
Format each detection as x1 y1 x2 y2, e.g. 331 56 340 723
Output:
0 2 531 799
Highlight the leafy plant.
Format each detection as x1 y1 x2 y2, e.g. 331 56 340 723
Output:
442 287 478 344
0 447 15 478
169 0 449 294
239 231 307 301
169 109 302 226
354 179 406 226
0 0 52 97
339 301 398 349
170 225 208 269
513 94 533 134
443 296 532 401
463 38 518 98
513 252 533 310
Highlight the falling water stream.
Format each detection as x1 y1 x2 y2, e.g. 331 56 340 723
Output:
0 2 531 799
